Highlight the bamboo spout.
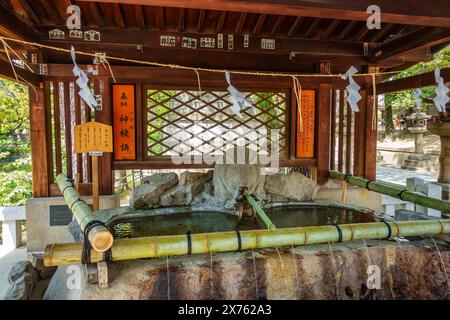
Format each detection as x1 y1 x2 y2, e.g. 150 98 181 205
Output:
44 219 450 267
55 173 113 252
330 171 450 214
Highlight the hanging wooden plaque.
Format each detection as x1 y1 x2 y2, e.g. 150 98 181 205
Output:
112 84 136 160
74 121 113 153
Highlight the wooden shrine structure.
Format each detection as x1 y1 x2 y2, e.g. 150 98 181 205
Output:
0 0 449 198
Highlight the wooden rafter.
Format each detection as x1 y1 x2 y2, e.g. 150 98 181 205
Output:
77 0 450 28
216 11 226 33
155 7 166 30
372 27 450 62
197 9 206 33
41 0 64 25
288 17 303 37
0 59 40 85
367 23 398 43
352 22 372 42
336 21 357 40
304 18 321 38
235 12 247 34
270 15 285 36
13 0 41 25
0 2 40 42
89 2 105 27
178 8 185 32
112 3 125 28
252 13 267 36
135 5 146 29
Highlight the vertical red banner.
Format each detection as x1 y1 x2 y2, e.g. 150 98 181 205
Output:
112 84 136 160
296 90 316 158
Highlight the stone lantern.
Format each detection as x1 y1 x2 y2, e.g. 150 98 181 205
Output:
401 110 433 170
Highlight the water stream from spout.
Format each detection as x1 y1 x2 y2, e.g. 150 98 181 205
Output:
328 242 340 299
290 244 301 299
429 236 449 292
209 249 214 299
251 248 260 300
166 256 170 300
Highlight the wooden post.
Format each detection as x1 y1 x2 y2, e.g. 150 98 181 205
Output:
316 84 331 185
365 87 377 180
91 155 100 211
30 82 50 197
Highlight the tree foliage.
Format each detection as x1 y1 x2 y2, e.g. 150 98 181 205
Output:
0 78 31 206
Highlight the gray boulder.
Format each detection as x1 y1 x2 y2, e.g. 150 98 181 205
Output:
264 172 319 201
213 164 266 200
8 260 37 285
160 181 205 207
179 171 212 186
4 274 35 300
130 173 179 209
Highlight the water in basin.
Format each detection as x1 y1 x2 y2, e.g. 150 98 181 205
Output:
111 205 376 239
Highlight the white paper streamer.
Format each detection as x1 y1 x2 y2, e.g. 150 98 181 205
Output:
433 67 449 113
71 46 98 111
340 66 361 112
413 89 422 109
0 80 15 99
225 70 254 118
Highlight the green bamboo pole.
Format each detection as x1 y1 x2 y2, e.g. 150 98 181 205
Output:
55 173 113 252
330 171 450 214
243 192 276 230
44 219 450 266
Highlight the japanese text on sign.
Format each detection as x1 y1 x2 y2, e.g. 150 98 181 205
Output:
296 90 315 158
74 121 113 153
113 84 136 160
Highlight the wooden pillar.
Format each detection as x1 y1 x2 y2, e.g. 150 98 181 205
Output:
316 84 331 185
364 87 377 180
30 83 50 197
94 77 113 195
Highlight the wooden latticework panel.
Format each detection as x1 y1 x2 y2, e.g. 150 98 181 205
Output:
145 89 288 161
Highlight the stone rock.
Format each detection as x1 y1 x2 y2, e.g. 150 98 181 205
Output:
4 274 34 300
38 266 58 280
264 172 319 201
179 170 213 185
130 173 178 209
202 180 214 196
160 181 204 207
213 164 266 200
8 261 37 286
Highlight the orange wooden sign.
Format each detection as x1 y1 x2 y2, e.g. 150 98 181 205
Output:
112 84 136 160
74 121 113 153
296 90 315 158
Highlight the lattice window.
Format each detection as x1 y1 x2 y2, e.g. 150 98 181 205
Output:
145 89 288 161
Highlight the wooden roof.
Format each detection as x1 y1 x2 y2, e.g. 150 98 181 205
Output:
0 0 449 77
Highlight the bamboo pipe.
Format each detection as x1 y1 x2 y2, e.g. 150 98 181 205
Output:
44 219 450 266
330 171 450 214
243 192 276 230
55 173 113 252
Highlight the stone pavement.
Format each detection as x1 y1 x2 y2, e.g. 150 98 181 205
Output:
0 246 27 299
376 164 439 186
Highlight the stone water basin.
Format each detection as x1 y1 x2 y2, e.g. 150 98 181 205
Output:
108 201 379 238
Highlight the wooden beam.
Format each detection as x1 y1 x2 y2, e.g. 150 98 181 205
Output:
253 13 267 36
367 23 398 43
235 12 247 34
270 15 285 36
0 2 40 41
77 0 450 27
0 59 40 85
288 17 304 37
13 0 40 25
364 87 377 180
371 27 450 62
352 22 372 42
376 67 450 94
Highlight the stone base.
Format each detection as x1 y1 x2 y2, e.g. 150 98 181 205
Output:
44 239 450 300
401 153 439 172
26 195 119 253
